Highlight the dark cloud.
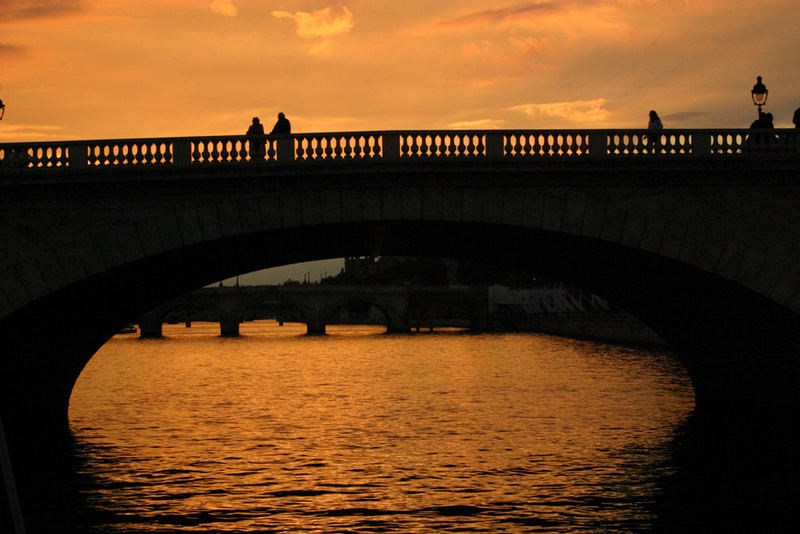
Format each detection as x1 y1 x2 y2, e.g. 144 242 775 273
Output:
663 111 709 123
0 0 90 22
0 43 30 58
432 1 591 30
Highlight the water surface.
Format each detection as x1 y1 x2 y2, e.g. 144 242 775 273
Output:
69 322 694 532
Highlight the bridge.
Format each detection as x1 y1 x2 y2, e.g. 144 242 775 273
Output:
136 284 491 336
133 283 654 342
1 128 800 531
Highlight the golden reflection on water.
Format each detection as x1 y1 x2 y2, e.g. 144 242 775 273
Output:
69 321 694 532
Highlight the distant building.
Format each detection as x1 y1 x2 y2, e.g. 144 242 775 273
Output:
344 256 377 282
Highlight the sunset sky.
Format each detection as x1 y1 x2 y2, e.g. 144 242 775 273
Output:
2 0 799 143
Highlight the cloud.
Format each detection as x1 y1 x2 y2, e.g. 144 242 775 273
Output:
272 5 355 39
0 0 89 22
0 124 72 142
429 0 685 32
469 79 505 89
426 1 571 32
413 0 650 38
0 43 30 58
508 36 551 55
454 36 553 74
459 40 493 62
448 118 507 129
512 99 611 123
210 0 237 17
662 111 708 123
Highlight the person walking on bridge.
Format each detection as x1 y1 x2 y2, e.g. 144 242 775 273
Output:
270 112 291 135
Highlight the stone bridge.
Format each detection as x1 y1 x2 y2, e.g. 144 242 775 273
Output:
136 284 490 336
1 127 799 531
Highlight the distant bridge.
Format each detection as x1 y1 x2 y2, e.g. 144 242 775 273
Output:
134 283 652 341
1 128 800 532
136 284 491 336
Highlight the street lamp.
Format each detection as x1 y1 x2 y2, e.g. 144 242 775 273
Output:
751 76 768 115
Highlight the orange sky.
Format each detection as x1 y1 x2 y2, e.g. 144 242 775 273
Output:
2 0 799 143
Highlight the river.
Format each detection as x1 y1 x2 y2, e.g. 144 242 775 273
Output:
68 322 694 532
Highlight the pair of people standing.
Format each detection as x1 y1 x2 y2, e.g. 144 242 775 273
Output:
246 112 291 159
750 110 774 129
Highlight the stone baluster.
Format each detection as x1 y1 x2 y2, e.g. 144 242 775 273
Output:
692 132 710 158
589 132 608 159
485 133 504 158
173 140 191 165
69 144 87 168
276 136 294 163
382 133 399 160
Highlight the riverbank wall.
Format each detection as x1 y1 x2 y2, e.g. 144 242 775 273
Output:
494 311 666 347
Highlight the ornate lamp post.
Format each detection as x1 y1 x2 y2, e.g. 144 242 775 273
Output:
751 76 768 116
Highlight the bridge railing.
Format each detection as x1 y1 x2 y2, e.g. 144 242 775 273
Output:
1 129 798 170
294 132 383 160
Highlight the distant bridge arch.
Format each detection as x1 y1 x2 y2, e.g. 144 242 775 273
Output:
290 293 404 335
1 128 800 531
322 298 393 330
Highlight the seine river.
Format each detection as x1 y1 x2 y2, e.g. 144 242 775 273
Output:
69 322 695 533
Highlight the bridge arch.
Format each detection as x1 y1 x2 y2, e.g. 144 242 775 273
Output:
2 217 797 420
1 143 799 531
319 296 405 334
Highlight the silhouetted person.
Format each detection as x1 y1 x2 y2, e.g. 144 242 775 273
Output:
271 112 291 135
647 110 662 154
748 111 774 151
763 112 774 129
749 110 763 129
648 110 663 130
247 116 264 136
792 106 800 151
246 117 266 159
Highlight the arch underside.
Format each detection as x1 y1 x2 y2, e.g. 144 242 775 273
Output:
320 299 396 332
2 219 798 423
272 297 401 335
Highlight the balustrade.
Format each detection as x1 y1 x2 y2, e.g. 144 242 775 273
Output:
711 132 747 155
86 140 172 166
504 131 588 157
0 142 71 168
293 133 381 161
710 130 800 155
0 129 797 171
399 132 485 158
606 131 694 156
191 136 273 164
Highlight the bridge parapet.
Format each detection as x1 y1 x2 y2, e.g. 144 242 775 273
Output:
1 129 797 170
